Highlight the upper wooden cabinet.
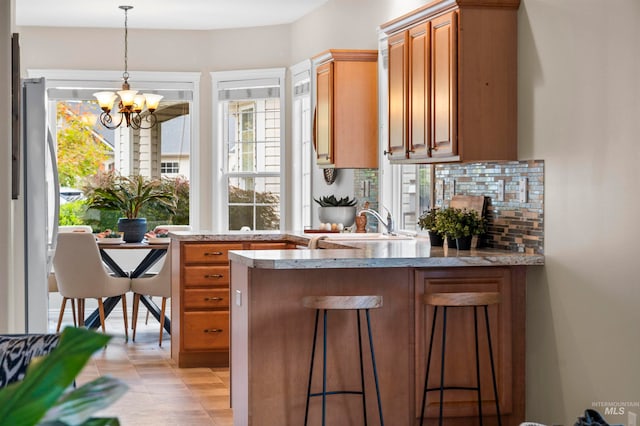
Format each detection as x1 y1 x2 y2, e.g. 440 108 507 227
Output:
312 50 378 169
381 0 520 164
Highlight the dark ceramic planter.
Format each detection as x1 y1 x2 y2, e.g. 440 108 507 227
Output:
428 230 443 247
117 218 147 243
446 236 457 248
455 235 473 250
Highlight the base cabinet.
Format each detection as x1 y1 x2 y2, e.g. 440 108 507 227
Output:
415 267 525 425
171 240 296 368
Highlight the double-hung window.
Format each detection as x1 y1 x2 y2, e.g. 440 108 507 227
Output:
212 69 286 231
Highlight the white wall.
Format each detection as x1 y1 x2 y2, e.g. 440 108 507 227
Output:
3 0 640 423
519 1 640 424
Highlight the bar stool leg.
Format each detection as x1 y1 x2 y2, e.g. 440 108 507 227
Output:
304 310 320 426
365 309 384 426
322 309 328 426
356 311 369 425
420 306 439 426
438 307 448 426
484 306 502 426
474 306 484 425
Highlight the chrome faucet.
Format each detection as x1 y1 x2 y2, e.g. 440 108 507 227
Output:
357 208 395 235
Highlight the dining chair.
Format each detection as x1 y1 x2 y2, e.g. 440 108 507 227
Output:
52 232 131 338
131 244 172 346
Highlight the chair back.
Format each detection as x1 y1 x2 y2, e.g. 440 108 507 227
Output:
154 225 192 232
131 246 172 298
59 225 93 233
53 232 130 299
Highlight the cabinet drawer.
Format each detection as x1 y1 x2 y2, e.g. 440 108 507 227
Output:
183 311 229 350
183 266 229 287
183 243 243 264
246 242 296 250
184 289 229 310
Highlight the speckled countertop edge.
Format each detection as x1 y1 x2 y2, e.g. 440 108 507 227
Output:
169 231 545 270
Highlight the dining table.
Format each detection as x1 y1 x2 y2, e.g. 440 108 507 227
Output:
84 241 171 333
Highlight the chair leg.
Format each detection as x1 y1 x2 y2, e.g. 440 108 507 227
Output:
121 294 129 341
356 310 368 424
78 298 85 327
132 293 140 342
159 297 167 347
321 309 328 426
56 297 68 332
365 309 384 426
98 298 106 333
304 309 320 426
420 306 439 426
474 306 484 425
145 296 152 325
71 298 77 327
438 307 448 426
484 306 502 426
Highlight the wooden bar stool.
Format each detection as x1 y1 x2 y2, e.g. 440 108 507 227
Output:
420 292 502 426
302 295 385 426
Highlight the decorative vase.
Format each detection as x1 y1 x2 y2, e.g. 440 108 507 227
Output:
317 206 357 227
117 218 147 243
455 235 473 250
427 230 443 247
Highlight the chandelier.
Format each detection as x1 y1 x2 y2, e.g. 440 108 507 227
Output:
93 6 162 130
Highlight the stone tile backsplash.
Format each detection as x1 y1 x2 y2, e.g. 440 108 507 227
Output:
435 160 544 254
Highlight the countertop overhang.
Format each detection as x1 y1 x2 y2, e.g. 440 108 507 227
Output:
170 231 544 270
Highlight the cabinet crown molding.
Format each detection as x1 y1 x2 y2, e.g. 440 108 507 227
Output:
380 0 520 35
312 49 378 66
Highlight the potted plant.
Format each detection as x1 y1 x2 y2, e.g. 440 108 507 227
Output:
314 195 358 227
83 172 177 243
435 207 485 250
418 208 443 246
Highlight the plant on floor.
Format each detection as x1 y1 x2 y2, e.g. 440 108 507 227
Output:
0 327 128 426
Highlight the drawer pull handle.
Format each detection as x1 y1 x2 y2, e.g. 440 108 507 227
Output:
204 274 224 279
204 329 223 333
204 297 224 302
204 251 224 256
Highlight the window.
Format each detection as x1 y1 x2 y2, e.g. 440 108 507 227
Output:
212 69 286 231
161 161 180 174
291 60 312 230
399 164 433 230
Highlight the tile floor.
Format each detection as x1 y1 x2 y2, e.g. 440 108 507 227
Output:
51 304 233 426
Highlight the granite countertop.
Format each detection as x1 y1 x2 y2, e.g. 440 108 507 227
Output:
169 231 545 270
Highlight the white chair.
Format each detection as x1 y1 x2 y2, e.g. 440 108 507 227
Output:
153 224 192 233
58 225 93 233
52 232 131 338
49 272 77 332
130 246 171 346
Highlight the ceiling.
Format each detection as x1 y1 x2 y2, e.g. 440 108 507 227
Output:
15 0 329 30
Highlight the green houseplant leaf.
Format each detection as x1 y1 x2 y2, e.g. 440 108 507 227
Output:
0 327 127 426
83 172 177 220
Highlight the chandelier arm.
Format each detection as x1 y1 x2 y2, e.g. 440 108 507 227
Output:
99 111 124 130
131 112 158 130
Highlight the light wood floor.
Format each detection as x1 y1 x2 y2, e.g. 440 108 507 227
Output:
50 304 233 426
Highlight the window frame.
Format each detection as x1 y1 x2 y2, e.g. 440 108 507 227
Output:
290 60 312 231
211 68 286 232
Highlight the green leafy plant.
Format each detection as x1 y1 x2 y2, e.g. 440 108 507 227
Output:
83 172 177 220
435 207 485 239
417 208 439 231
313 195 357 207
0 327 128 425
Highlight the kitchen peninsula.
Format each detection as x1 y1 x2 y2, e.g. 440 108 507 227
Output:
170 232 543 426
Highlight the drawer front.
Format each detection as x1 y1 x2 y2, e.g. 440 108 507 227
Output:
246 242 296 250
183 311 229 350
183 266 229 287
183 243 243 264
184 288 229 310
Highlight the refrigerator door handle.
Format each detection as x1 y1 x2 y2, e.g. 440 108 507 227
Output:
47 127 59 272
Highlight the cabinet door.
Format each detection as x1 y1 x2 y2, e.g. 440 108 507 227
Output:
315 62 334 166
387 31 409 160
431 10 458 158
409 22 431 159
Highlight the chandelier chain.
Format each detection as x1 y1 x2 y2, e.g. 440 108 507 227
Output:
123 6 129 80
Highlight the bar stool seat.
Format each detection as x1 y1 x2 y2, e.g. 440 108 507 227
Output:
420 291 502 426
303 295 384 426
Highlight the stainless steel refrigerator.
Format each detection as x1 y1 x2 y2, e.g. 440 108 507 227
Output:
22 77 59 333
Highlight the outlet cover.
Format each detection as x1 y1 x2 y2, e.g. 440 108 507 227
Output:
519 177 528 203
497 179 505 202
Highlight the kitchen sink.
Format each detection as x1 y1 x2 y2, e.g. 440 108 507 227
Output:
323 232 414 241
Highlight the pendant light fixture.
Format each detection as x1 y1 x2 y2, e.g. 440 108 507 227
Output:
93 5 162 130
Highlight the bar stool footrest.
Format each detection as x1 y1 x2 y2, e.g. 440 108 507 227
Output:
309 390 365 397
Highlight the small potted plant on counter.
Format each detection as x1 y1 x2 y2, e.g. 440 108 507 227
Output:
314 195 358 228
83 172 177 243
418 208 443 247
435 207 485 250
